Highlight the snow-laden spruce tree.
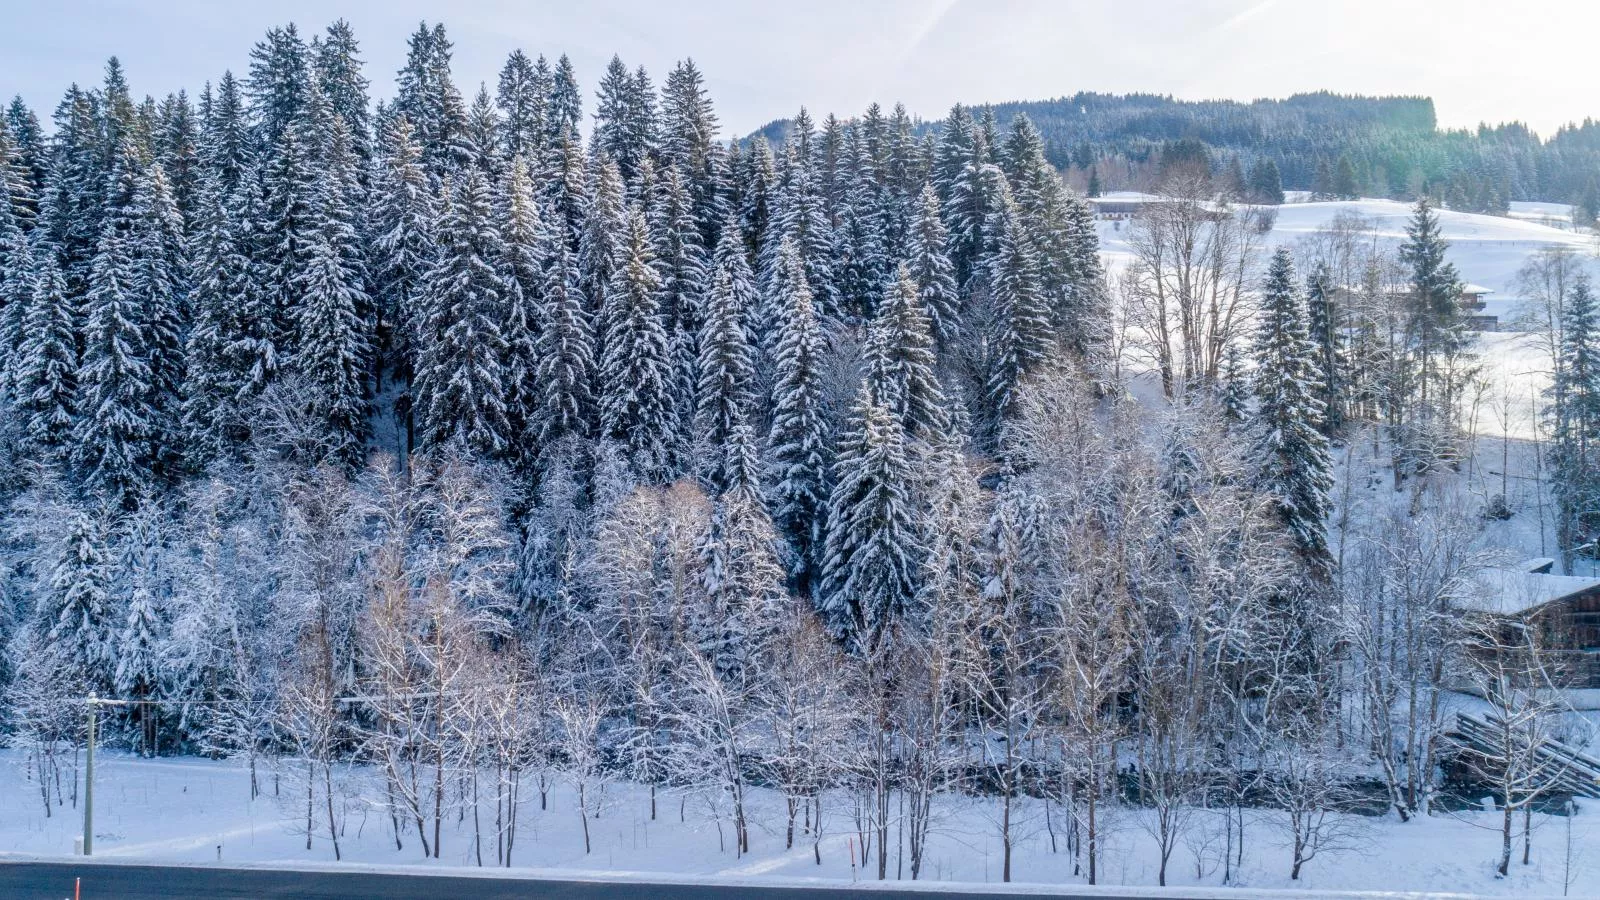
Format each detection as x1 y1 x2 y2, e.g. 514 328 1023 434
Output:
835 128 888 320
652 166 709 445
180 169 259 466
867 265 947 442
115 500 168 754
982 190 1053 444
598 208 678 481
1250 247 1334 568
1303 260 1345 435
368 114 436 392
14 245 78 453
766 238 830 597
1552 274 1600 563
495 49 545 167
699 423 785 683
531 233 594 451
1398 196 1470 469
694 261 755 487
944 121 1009 291
40 507 118 694
393 22 469 178
416 170 513 458
499 155 546 454
75 147 165 505
292 101 371 469
818 381 921 652
760 119 839 318
737 136 776 257
906 183 959 350
592 55 656 187
578 156 626 312
256 75 320 364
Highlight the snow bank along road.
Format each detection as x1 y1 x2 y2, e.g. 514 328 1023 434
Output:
0 860 1505 900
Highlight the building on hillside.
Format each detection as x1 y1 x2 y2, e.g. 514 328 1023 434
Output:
1087 191 1164 218
1460 284 1497 331
1327 283 1500 332
1456 565 1600 698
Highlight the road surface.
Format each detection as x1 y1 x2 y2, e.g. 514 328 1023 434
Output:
0 860 1237 900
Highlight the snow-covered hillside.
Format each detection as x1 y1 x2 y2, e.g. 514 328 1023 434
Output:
1099 197 1597 319
1099 197 1597 440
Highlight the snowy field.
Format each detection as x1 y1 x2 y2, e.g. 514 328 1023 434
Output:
1099 197 1598 447
0 752 1594 896
1097 197 1598 309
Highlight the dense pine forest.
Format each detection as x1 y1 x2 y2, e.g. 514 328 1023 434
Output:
754 91 1600 215
0 18 1593 887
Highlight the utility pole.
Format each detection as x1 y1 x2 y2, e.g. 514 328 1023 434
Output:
84 694 96 856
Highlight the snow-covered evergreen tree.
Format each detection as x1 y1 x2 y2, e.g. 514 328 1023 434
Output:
760 116 839 318
313 19 372 169
40 86 104 299
766 239 830 596
75 148 164 505
1305 261 1345 434
496 50 546 166
368 114 435 390
14 245 77 450
982 193 1054 442
592 56 656 187
293 105 371 469
463 85 503 178
1250 247 1334 568
652 166 709 448
0 222 34 396
737 137 776 256
906 183 959 349
545 54 582 151
416 171 512 457
247 25 311 152
699 422 784 681
114 501 168 754
40 508 117 693
835 128 888 320
579 157 627 314
257 96 319 372
179 172 258 464
532 234 594 450
695 263 755 486
1552 275 1600 562
818 382 920 652
659 58 723 243
500 156 547 454
1399 197 1470 410
393 22 469 177
869 265 947 441
599 209 678 481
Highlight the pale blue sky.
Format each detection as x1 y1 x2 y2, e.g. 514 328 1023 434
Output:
2 0 1595 137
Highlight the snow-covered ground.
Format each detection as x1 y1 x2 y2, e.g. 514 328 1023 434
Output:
0 752 1594 895
1098 196 1598 441
1098 197 1597 308
1508 201 1579 233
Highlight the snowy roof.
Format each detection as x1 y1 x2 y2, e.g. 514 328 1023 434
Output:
1462 283 1494 295
1461 568 1600 616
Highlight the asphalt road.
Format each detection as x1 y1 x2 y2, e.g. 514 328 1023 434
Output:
0 860 1210 900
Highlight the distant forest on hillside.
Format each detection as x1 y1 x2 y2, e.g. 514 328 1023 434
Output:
752 91 1600 215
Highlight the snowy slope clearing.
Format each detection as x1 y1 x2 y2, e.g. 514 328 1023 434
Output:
1098 197 1599 444
1097 197 1597 319
0 752 1594 896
